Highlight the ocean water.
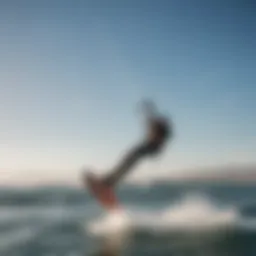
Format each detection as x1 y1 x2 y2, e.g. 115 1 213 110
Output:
1 182 256 256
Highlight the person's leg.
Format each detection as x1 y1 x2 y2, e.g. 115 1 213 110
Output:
103 142 157 186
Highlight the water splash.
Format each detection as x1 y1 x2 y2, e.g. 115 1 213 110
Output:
87 193 239 237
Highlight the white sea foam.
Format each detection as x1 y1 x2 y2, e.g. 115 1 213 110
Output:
87 193 239 237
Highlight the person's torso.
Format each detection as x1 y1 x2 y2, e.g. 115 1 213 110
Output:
147 116 171 145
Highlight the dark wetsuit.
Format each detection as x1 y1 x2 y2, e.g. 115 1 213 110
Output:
103 115 172 186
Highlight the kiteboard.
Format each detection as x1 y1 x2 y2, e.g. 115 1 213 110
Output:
84 171 120 211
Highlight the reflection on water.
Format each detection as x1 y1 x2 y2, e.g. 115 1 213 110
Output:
89 235 128 256
89 226 237 256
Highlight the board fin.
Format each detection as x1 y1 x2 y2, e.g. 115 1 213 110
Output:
84 171 120 211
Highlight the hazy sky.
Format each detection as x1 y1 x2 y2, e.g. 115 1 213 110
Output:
0 1 255 185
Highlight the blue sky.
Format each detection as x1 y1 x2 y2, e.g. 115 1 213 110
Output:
0 1 255 184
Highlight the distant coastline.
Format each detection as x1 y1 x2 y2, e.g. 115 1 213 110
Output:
0 164 255 188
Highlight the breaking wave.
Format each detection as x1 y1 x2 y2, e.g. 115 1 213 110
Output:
87 193 240 237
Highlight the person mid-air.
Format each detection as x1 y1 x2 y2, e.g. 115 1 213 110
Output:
83 99 173 209
101 99 173 187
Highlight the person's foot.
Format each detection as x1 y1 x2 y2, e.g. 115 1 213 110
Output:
81 167 115 188
101 175 115 187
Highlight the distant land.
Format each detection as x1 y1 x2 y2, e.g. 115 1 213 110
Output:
122 164 256 186
0 164 255 188
168 164 256 184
